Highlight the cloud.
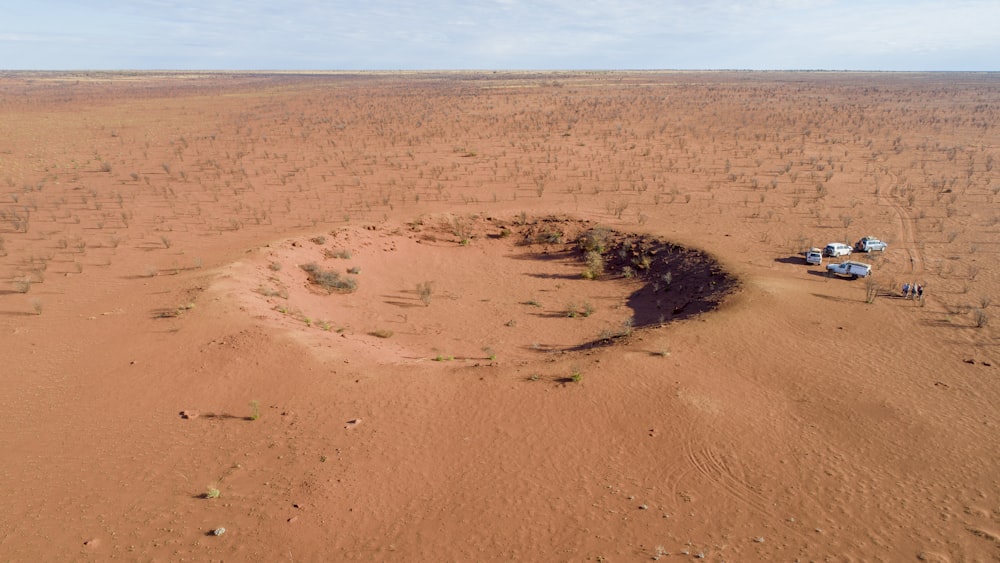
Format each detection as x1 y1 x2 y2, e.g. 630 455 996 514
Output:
1 0 997 69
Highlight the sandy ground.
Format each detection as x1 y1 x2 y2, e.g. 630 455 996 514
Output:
0 71 998 561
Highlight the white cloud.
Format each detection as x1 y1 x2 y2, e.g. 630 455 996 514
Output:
0 0 997 69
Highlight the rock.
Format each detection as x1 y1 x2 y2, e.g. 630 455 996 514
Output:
179 410 199 419
213 527 226 536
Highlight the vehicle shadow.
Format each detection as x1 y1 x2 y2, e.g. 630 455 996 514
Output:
774 256 806 265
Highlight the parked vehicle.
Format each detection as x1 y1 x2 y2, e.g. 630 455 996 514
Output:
805 248 823 265
826 260 872 279
824 242 853 257
855 236 888 253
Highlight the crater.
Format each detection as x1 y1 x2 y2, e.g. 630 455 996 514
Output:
225 214 739 364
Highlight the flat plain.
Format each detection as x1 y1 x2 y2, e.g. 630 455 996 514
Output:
0 71 998 561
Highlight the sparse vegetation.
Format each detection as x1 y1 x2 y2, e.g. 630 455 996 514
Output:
300 262 358 293
249 400 260 421
5 74 995 555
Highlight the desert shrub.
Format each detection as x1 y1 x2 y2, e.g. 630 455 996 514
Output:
633 253 652 270
451 216 471 245
370 329 394 338
579 227 610 254
300 262 357 293
310 235 326 245
325 248 352 259
13 277 31 294
257 285 288 299
582 251 605 280
540 230 563 244
416 281 434 306
865 278 879 304
973 308 989 328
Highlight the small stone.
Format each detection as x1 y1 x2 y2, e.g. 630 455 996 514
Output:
639 504 648 510
179 411 199 420
287 516 298 523
84 538 100 548
754 536 765 543
212 527 226 536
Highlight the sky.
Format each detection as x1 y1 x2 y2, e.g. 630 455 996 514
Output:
2 0 999 71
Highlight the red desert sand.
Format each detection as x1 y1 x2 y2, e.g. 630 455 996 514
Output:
0 71 998 561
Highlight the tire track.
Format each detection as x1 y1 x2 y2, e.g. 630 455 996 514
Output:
683 439 774 517
884 170 924 275
673 409 775 518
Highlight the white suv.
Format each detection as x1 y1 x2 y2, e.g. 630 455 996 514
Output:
805 248 823 265
824 243 852 257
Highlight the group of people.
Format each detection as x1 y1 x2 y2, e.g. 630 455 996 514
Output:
901 282 924 300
